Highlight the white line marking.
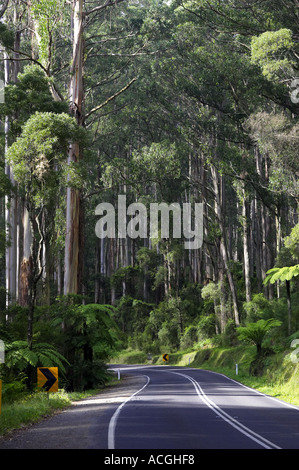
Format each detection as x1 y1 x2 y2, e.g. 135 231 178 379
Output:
201 368 299 411
108 375 150 449
173 372 281 449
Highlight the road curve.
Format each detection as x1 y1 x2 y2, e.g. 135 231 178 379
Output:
108 365 299 450
1 364 299 450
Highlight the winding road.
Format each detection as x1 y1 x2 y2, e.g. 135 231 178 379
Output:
1 364 299 450
107 365 299 450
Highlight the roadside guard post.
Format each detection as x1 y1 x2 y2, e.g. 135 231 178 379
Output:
0 340 4 365
0 379 2 415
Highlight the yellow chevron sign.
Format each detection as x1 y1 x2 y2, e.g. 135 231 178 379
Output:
37 367 58 392
162 354 169 362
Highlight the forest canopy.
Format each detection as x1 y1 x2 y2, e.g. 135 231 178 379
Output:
0 0 298 390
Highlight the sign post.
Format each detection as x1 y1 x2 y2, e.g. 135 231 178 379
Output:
0 340 4 365
0 380 2 415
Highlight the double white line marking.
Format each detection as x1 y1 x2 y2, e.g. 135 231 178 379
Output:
108 369 281 449
174 371 281 449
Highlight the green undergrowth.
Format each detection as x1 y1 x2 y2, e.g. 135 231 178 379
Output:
2 345 299 439
0 376 120 438
0 390 71 437
112 345 299 407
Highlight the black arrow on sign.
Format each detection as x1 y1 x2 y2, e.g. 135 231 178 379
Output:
163 354 168 361
40 368 57 392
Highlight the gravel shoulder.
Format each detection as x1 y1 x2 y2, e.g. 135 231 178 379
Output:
0 374 146 449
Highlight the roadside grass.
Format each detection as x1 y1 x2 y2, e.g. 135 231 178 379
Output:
112 344 299 407
190 347 299 407
0 376 120 438
2 344 299 438
0 390 71 437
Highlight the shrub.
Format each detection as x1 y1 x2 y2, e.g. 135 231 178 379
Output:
197 315 216 341
180 325 198 350
237 318 282 355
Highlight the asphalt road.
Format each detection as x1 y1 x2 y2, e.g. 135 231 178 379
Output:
107 365 299 450
1 364 299 450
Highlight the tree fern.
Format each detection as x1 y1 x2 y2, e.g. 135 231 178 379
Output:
237 319 282 355
264 264 299 284
4 341 69 374
264 264 299 334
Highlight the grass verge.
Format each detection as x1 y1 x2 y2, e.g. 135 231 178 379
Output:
112 344 299 407
2 345 299 438
0 376 120 438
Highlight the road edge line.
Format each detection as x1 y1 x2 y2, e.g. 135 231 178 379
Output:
173 371 281 450
108 375 150 449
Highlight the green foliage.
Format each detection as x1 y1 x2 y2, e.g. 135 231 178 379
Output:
0 160 12 198
111 266 141 297
264 265 299 285
7 112 85 202
0 297 119 392
179 284 203 320
3 340 69 376
51 299 118 356
275 247 297 269
49 297 119 390
138 296 188 352
131 140 182 183
246 112 299 199
180 325 198 350
1 379 27 404
237 319 282 354
221 319 238 347
197 314 216 341
284 223 299 260
243 293 273 322
201 282 221 302
1 0 299 399
158 320 180 351
1 65 67 136
30 0 70 67
0 22 14 49
251 29 294 80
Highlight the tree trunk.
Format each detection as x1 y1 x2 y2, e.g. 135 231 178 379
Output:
4 51 18 307
242 187 251 303
19 206 32 306
211 165 240 326
64 0 84 296
286 279 292 335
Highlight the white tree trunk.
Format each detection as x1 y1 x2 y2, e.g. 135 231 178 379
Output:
242 187 251 303
4 52 17 306
211 165 240 326
64 0 84 295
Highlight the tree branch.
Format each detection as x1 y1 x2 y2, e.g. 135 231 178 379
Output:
85 77 137 120
0 0 9 19
85 0 126 16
